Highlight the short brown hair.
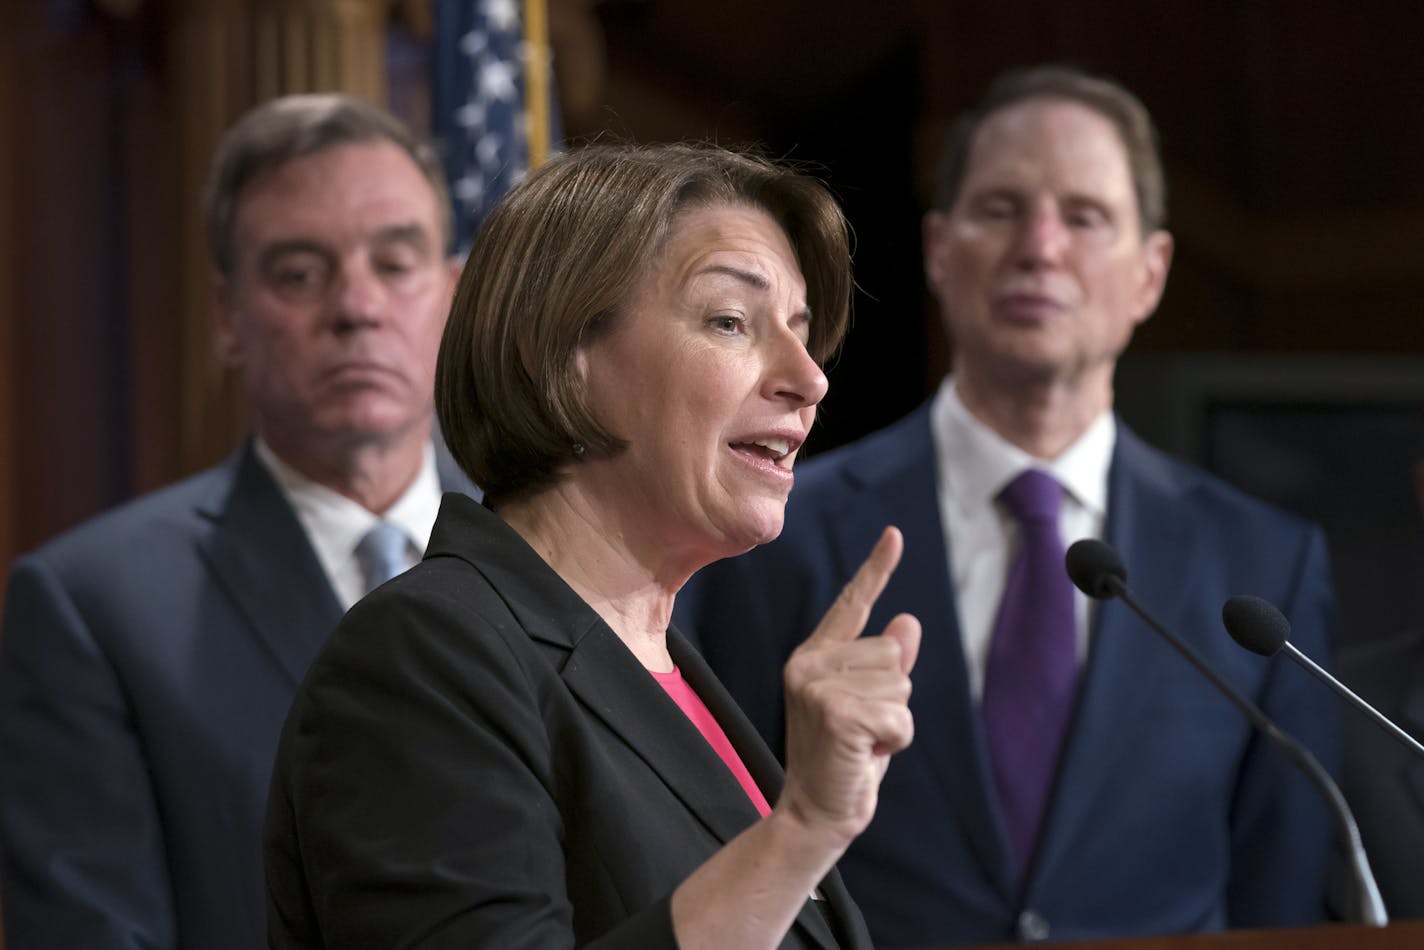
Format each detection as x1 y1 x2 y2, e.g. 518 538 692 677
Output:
204 93 453 277
436 142 853 504
933 65 1167 235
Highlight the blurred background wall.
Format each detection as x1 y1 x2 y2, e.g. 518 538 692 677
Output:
3 0 1424 648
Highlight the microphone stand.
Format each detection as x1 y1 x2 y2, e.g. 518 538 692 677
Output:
1223 594 1424 764
1105 576 1389 927
1280 640 1424 762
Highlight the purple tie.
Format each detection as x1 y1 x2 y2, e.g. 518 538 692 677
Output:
981 469 1079 875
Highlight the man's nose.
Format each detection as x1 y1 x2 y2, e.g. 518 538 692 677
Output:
1014 204 1069 268
333 263 384 328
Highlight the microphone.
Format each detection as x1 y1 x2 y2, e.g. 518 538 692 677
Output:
1064 539 1388 927
1223 594 1424 762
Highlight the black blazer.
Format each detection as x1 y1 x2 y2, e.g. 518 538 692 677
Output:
266 492 871 949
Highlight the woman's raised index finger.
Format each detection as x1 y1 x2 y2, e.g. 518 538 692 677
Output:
804 526 903 646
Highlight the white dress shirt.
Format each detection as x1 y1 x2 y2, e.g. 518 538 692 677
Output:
254 439 444 610
929 378 1116 699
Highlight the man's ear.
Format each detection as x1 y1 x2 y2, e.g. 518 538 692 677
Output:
922 209 951 289
212 273 244 369
1131 229 1174 326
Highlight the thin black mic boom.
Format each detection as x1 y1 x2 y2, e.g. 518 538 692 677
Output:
1063 539 1388 927
1223 594 1424 763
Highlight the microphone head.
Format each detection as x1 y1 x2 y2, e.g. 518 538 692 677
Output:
1065 539 1127 599
1221 594 1291 657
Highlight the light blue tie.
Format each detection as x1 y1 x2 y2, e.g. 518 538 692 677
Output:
355 521 410 594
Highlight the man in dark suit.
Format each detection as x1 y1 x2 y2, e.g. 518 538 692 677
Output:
1339 430 1424 918
678 65 1339 947
0 94 473 949
1340 628 1424 919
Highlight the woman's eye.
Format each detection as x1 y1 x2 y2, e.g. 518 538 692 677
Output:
709 315 745 334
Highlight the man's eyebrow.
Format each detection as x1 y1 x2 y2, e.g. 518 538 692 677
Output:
373 222 435 248
1061 193 1114 213
256 224 434 267
258 240 330 270
966 185 1021 203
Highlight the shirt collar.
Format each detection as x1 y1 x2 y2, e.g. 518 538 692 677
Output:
254 437 443 570
932 377 1114 517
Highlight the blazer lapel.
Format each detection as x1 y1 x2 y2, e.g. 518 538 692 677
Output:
430 494 859 948
1033 425 1198 880
829 407 1016 899
563 625 851 947
561 622 767 849
195 445 344 686
675 629 784 807
676 633 856 950
438 495 765 850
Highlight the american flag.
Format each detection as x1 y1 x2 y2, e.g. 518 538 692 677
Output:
432 0 562 255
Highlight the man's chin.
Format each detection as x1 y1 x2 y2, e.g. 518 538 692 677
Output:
316 404 431 443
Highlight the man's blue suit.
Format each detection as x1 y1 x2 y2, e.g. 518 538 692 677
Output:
677 403 1340 948
0 442 473 949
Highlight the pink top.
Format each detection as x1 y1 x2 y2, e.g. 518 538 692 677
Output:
649 666 772 817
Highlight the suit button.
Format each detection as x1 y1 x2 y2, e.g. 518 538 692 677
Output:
1017 909 1050 942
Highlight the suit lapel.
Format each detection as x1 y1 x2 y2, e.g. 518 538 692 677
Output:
828 407 1016 898
1033 425 1198 880
195 445 344 686
197 438 474 688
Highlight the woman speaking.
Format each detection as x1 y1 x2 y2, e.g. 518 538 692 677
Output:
265 142 920 949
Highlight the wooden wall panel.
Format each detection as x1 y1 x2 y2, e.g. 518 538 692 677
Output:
4 9 132 571
0 11 16 620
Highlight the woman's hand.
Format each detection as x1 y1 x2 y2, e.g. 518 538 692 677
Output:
669 526 919 950
778 526 921 849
